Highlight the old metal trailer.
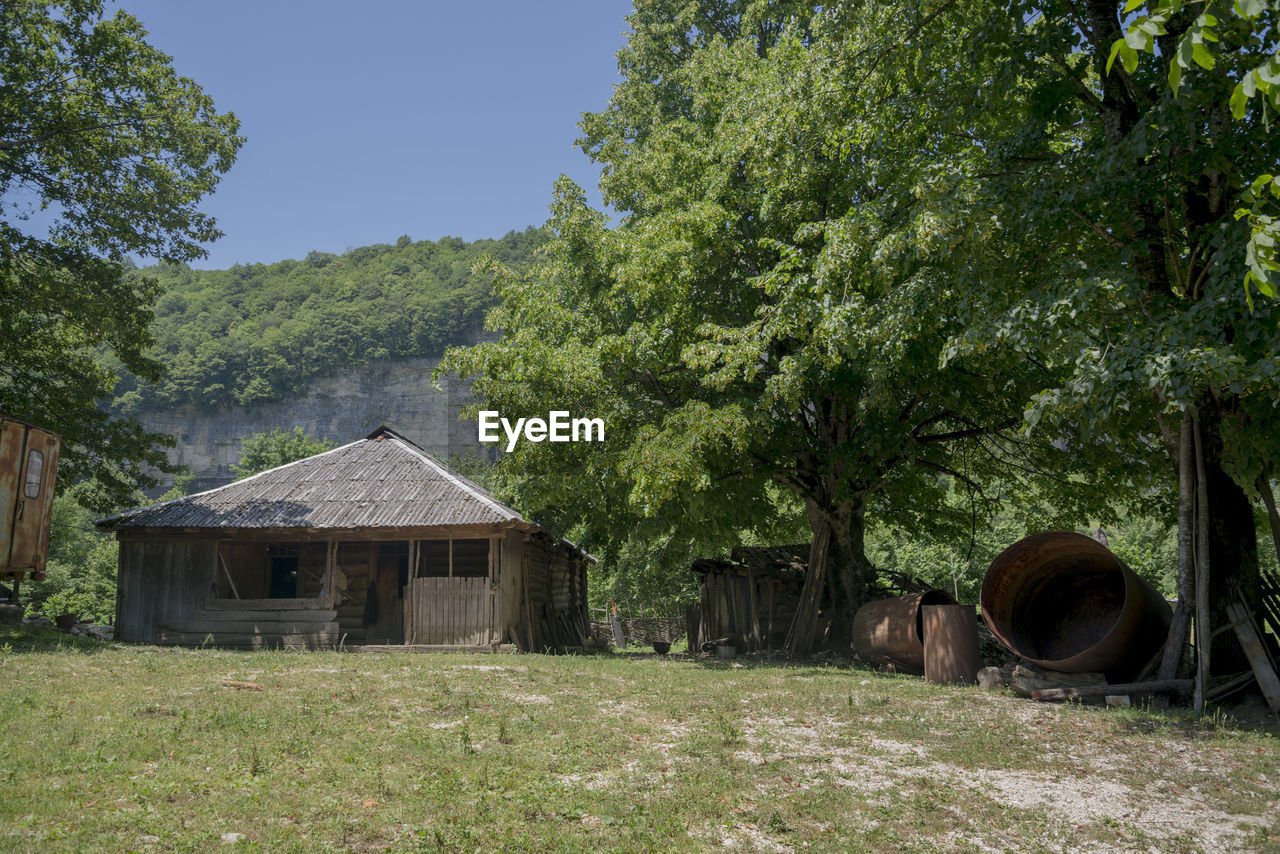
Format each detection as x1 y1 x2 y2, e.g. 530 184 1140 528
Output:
1 416 61 596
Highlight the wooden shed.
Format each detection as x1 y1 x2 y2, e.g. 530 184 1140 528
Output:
686 545 813 653
96 427 591 651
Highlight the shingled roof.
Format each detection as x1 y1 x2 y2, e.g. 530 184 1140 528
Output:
97 427 525 532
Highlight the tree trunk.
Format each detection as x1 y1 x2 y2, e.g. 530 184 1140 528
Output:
824 500 871 653
1197 398 1261 677
784 496 872 655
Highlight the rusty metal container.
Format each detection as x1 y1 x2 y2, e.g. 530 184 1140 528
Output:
980 530 1171 681
922 604 981 684
853 589 956 673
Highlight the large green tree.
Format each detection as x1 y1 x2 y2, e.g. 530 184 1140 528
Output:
0 0 242 508
937 0 1280 674
231 427 336 480
107 228 547 413
445 0 1128 651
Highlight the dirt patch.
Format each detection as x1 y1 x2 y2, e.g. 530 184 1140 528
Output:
723 705 1276 851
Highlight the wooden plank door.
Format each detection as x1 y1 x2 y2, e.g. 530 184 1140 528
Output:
405 577 490 645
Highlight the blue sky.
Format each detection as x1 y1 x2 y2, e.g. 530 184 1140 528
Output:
114 1 633 268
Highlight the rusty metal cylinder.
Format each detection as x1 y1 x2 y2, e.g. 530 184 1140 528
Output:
922 604 981 685
980 531 1172 681
853 589 956 674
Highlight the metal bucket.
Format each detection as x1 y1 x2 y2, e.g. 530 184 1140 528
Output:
980 531 1171 681
853 589 956 673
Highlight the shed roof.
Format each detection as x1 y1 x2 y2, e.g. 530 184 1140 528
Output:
97 427 525 532
691 544 809 578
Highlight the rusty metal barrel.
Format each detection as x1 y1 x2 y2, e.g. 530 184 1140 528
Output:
853 589 956 674
980 531 1171 681
922 604 981 684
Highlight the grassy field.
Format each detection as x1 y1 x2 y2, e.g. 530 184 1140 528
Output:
0 625 1276 853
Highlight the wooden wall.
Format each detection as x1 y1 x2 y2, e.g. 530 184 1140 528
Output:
500 529 525 645
115 537 218 643
215 542 266 598
517 536 589 651
690 568 803 652
114 526 589 651
334 542 374 643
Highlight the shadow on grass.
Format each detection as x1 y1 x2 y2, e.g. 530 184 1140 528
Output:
612 645 1280 737
0 622 117 654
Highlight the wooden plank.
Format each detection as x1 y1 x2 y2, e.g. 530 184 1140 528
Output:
218 552 242 600
767 580 776 648
436 578 446 645
165 618 340 634
410 579 419 643
205 597 321 610
1031 679 1193 702
1193 417 1212 713
413 578 421 645
344 643 517 654
424 578 435 645
158 631 343 647
1226 600 1280 713
522 548 534 650
443 577 452 644
490 536 498 645
189 608 336 623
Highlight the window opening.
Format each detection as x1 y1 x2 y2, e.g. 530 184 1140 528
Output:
23 450 43 499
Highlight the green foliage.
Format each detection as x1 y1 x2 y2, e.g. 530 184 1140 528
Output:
442 1 1135 629
110 229 547 412
231 428 337 479
25 485 121 623
0 0 243 508
1109 0 1280 300
950 0 1280 501
26 471 198 622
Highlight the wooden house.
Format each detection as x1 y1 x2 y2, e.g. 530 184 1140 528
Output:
96 427 591 651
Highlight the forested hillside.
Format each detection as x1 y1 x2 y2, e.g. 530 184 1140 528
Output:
107 228 547 413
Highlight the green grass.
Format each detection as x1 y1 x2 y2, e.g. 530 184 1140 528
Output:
0 623 1276 853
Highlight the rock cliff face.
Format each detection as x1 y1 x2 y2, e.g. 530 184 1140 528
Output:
141 356 494 495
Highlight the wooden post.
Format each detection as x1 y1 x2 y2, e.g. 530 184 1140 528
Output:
1259 469 1280 574
767 580 775 650
1193 415 1212 713
1226 596 1280 713
787 518 831 655
1157 410 1196 703
522 541 534 650
747 567 761 652
318 540 334 609
489 536 498 644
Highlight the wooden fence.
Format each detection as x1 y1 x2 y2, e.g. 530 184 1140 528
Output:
404 576 491 645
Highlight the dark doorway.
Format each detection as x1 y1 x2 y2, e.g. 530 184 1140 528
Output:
268 554 299 598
